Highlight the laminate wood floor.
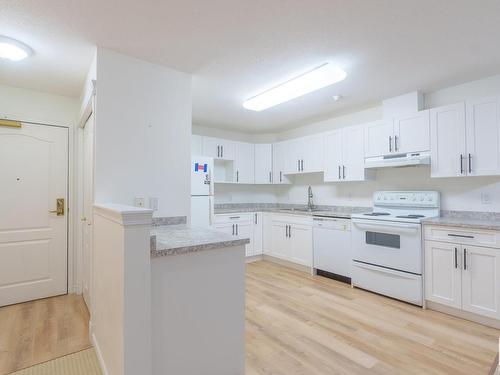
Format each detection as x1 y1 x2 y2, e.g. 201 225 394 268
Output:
246 260 500 375
0 294 91 375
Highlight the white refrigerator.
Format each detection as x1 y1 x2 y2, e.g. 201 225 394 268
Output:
190 156 214 227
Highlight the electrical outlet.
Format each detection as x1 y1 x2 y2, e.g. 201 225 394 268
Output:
134 197 145 208
481 192 492 205
149 197 159 211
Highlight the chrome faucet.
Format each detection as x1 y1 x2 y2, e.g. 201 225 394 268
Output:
307 186 314 211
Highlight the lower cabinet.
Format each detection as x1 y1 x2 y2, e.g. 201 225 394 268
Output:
268 215 313 267
253 213 263 256
214 213 254 257
425 227 500 320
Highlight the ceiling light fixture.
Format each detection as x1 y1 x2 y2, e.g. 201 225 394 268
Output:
0 36 33 61
243 63 347 111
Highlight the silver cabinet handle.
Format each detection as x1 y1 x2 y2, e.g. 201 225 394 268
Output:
289 225 291 238
389 136 392 152
236 171 239 182
301 159 304 171
269 171 272 183
236 223 238 235
460 154 464 174
463 248 467 270
454 247 458 269
298 160 300 172
338 165 341 180
232 224 235 235
342 165 346 179
285 225 288 237
468 153 472 173
447 233 474 239
394 135 399 151
255 213 257 224
217 145 220 158
280 171 282 183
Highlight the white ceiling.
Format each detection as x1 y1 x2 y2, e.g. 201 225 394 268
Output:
1 1 500 133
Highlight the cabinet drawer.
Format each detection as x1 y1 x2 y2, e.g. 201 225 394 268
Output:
214 213 254 224
424 225 500 248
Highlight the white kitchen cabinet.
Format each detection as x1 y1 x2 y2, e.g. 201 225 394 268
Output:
191 134 203 155
364 112 429 157
214 214 254 257
254 144 273 184
424 225 500 321
237 222 254 257
393 110 430 154
272 141 291 184
202 137 235 160
466 96 500 177
461 245 500 319
262 212 273 253
269 214 313 267
430 102 467 178
288 223 313 266
364 120 394 157
283 135 323 174
253 212 263 255
424 240 462 309
234 142 254 183
324 125 373 182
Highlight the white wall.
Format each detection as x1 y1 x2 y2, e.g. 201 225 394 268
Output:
0 84 78 126
94 48 192 218
203 74 500 212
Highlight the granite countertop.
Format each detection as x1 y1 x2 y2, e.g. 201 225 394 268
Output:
214 206 369 219
150 224 250 257
422 216 500 231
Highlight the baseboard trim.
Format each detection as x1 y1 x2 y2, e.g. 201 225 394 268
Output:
262 255 312 274
426 301 500 329
91 332 109 375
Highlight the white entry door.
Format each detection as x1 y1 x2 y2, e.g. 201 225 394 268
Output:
0 122 68 307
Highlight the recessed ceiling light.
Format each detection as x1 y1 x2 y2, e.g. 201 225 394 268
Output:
0 36 33 61
243 63 347 111
332 95 342 102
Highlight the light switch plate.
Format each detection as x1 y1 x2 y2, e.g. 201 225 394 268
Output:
481 192 492 205
134 197 145 208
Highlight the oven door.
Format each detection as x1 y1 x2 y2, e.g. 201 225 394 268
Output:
351 218 422 274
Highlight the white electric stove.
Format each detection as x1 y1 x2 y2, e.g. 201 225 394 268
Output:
350 191 440 306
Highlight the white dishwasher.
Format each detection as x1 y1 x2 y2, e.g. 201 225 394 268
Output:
313 216 351 282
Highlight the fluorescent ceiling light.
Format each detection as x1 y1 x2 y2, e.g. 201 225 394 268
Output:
0 36 32 61
243 63 347 111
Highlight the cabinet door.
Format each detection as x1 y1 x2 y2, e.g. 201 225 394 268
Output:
219 139 235 160
214 223 235 236
202 137 222 159
191 134 203 156
323 130 343 182
234 142 254 183
286 139 303 173
424 241 461 309
273 142 291 184
364 120 394 157
289 224 312 266
342 125 366 181
262 213 273 254
271 222 288 258
461 245 500 319
253 213 263 255
302 136 323 173
430 103 467 178
235 222 254 257
254 144 273 184
466 96 500 176
394 110 430 153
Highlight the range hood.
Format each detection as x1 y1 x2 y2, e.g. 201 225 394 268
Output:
365 152 430 169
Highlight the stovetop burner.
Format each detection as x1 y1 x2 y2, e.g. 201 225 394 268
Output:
363 212 390 216
395 214 425 219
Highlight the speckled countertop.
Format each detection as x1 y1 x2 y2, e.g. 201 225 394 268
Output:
422 216 500 231
214 205 369 219
150 225 250 257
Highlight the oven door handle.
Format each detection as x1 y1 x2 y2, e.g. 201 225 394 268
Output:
352 219 420 232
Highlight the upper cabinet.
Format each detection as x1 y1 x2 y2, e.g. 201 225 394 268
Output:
273 141 291 184
254 144 273 184
431 97 500 178
192 134 203 155
324 125 374 182
202 137 235 160
466 96 500 177
234 142 254 184
430 103 467 178
285 135 324 174
364 111 430 157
